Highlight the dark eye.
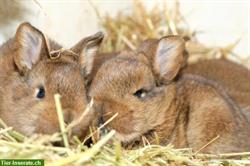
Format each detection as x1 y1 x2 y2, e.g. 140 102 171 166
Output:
36 87 45 99
133 89 147 98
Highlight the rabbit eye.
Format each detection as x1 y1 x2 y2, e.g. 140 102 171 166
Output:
133 89 147 98
36 86 45 99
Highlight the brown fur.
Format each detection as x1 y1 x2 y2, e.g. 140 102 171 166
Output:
0 22 103 139
89 36 250 153
182 59 250 121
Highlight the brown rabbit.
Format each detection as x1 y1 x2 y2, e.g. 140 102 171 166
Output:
88 36 250 153
0 22 103 138
137 39 250 121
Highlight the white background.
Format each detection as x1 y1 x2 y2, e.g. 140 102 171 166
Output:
0 0 249 57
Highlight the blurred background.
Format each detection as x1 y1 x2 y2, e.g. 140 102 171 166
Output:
0 0 249 59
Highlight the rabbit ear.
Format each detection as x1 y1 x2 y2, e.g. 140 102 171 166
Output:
14 22 48 74
70 32 104 76
152 36 185 84
137 38 159 60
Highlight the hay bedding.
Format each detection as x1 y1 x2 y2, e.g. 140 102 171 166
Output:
0 1 249 165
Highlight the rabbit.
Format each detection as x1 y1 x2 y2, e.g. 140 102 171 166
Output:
86 35 250 153
136 38 250 122
0 22 103 139
137 38 250 122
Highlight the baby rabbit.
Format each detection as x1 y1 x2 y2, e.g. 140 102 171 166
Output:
0 22 103 138
137 39 250 121
88 36 250 153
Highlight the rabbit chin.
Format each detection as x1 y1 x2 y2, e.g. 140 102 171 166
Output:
114 131 142 143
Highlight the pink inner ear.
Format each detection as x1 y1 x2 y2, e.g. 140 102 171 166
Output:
157 43 177 74
19 30 43 70
154 37 185 82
